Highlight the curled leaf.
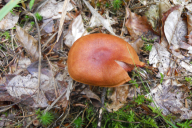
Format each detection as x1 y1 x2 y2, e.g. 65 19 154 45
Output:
16 26 39 61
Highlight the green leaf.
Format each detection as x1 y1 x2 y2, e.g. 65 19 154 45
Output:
0 0 21 21
29 0 35 10
160 73 164 84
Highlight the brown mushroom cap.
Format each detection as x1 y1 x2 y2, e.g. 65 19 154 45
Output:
67 33 145 87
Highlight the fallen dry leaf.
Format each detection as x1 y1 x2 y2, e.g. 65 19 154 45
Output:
38 0 74 19
159 0 171 18
65 14 88 47
106 85 136 112
185 3 192 12
163 5 184 46
145 4 159 30
125 6 156 39
83 0 115 35
187 12 192 45
16 26 39 61
129 38 144 54
171 0 190 6
149 43 171 77
42 19 55 33
147 79 192 120
0 12 19 30
89 10 118 28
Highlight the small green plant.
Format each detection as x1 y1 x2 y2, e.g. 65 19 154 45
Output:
112 0 122 10
141 36 155 43
73 117 84 128
0 31 11 41
177 120 192 128
36 109 55 126
85 105 97 127
96 2 101 7
141 117 158 128
105 2 110 8
10 4 21 15
160 73 164 84
134 94 145 105
129 79 139 88
35 12 43 21
143 44 153 51
185 77 192 85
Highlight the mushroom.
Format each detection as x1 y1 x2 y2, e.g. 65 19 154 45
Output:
67 33 145 87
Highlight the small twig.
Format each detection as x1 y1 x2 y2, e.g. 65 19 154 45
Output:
85 109 98 128
131 2 156 10
47 0 69 55
45 90 67 112
46 56 58 97
59 105 70 128
65 111 83 128
97 87 107 128
26 12 42 102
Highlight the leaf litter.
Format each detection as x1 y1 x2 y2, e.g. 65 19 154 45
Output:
1 0 192 127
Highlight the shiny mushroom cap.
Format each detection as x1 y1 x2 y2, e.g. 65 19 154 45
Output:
67 33 145 87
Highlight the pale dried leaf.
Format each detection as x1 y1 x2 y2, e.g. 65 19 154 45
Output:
83 0 115 35
42 19 55 33
147 79 192 120
180 61 192 73
170 19 187 50
172 0 190 6
139 0 147 5
164 5 183 45
185 3 192 12
106 86 136 111
17 57 31 69
0 12 19 30
6 73 55 107
149 43 170 77
65 14 88 47
38 0 74 19
82 88 101 102
159 0 171 18
16 26 39 61
89 11 118 27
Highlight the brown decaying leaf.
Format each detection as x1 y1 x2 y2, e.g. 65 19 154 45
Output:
16 26 39 61
106 86 136 111
187 12 192 45
129 38 144 54
125 7 156 39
